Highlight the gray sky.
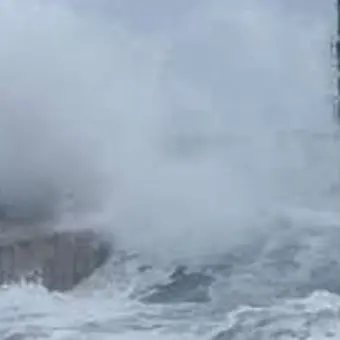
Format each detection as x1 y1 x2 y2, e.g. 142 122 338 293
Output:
64 0 333 35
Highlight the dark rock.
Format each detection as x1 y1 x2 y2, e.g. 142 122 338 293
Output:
142 266 214 304
0 228 112 292
138 265 152 273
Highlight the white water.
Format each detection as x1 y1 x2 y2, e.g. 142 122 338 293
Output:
0 0 339 339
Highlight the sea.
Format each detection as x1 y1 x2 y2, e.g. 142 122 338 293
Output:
0 0 339 339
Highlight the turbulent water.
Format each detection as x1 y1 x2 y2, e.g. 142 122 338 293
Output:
0 0 339 339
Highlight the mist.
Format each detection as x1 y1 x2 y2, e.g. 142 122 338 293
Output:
0 0 337 260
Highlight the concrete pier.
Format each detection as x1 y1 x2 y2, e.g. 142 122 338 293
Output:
0 227 112 291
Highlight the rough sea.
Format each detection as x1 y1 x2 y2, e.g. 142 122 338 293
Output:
0 0 339 339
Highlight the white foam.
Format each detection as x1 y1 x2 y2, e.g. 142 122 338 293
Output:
0 0 337 338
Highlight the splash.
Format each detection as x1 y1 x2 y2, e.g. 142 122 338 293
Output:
0 0 337 261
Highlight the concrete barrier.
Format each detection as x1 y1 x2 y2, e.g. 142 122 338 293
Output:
0 227 112 291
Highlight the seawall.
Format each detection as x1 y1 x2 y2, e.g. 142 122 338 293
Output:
0 226 112 291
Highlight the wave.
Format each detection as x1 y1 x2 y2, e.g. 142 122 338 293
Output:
0 1 339 339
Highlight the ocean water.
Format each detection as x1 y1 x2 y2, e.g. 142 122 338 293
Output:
0 0 339 339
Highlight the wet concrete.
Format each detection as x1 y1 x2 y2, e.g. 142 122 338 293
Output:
0 227 112 291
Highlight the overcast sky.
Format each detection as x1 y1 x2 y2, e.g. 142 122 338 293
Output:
64 0 333 35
